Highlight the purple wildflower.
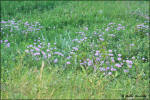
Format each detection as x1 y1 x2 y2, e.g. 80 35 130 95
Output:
128 65 132 68
38 45 42 48
66 62 71 65
126 60 133 65
108 50 112 53
115 63 121 67
33 52 40 56
67 56 72 59
41 51 46 55
118 54 122 57
0 40 3 44
96 57 100 61
1 20 7 23
54 52 64 56
124 69 129 73
130 44 134 46
108 72 112 75
4 40 8 43
106 67 110 70
6 43 10 47
35 47 40 51
111 67 116 71
99 67 105 71
54 58 58 63
118 57 122 61
30 49 34 52
88 60 92 66
132 57 135 60
47 49 50 52
108 54 113 56
99 38 104 41
48 54 51 58
72 47 78 51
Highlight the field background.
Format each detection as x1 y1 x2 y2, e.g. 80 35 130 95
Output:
1 1 149 99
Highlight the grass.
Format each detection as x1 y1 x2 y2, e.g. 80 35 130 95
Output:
1 1 149 99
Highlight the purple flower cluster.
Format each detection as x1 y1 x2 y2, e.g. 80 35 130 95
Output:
0 20 43 36
0 39 10 48
25 38 64 62
105 22 125 32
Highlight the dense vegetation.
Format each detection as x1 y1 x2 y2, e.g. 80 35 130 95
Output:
1 1 149 99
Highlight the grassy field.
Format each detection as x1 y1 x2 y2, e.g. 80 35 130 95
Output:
1 1 149 99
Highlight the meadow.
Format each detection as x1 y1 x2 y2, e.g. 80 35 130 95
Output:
0 1 149 99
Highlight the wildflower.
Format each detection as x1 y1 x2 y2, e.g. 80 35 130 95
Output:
83 60 87 64
54 52 64 56
47 49 50 52
35 47 40 51
126 60 133 65
29 45 33 48
95 52 99 56
43 55 47 59
25 49 29 53
108 53 113 56
128 64 132 68
41 51 46 55
142 58 145 60
100 61 104 65
111 59 115 63
118 54 122 57
96 57 100 61
72 47 78 51
88 60 92 66
54 58 58 63
33 52 40 56
66 62 71 65
67 56 72 59
6 43 10 47
85 27 88 30
132 57 135 60
80 63 84 65
70 52 75 54
0 40 3 43
111 67 116 71
48 43 50 46
121 63 123 65
115 63 121 67
99 38 104 41
99 67 105 71
108 72 112 75
124 69 129 73
4 40 8 42
108 50 112 53
1 20 7 23
48 54 51 58
30 49 34 52
118 57 121 61
130 44 134 46
106 67 110 70
38 45 42 48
